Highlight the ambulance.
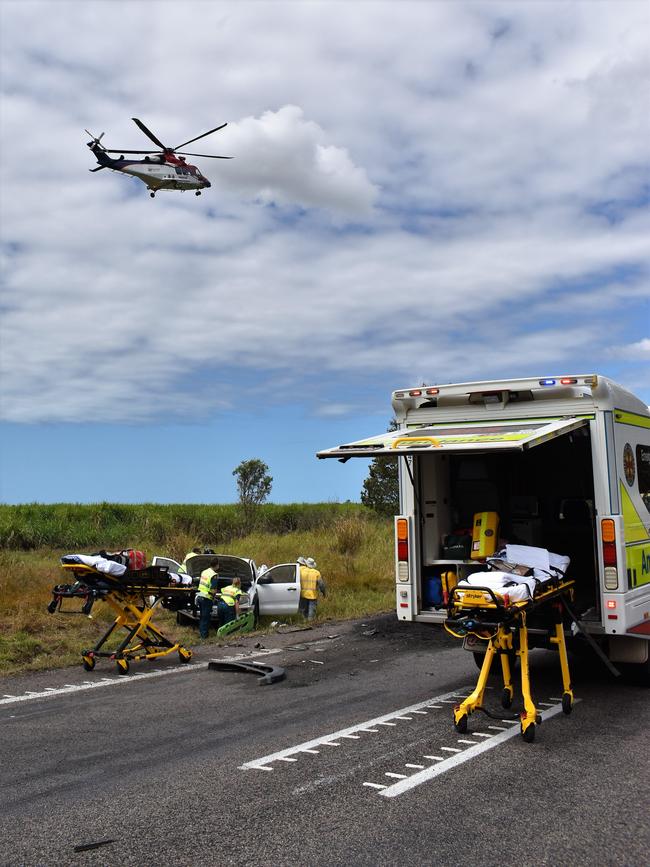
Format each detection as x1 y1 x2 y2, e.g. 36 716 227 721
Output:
318 374 650 680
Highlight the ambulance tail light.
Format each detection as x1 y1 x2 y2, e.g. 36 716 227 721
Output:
601 519 618 590
396 518 409 582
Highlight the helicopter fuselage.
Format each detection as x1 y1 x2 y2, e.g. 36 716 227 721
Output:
90 143 211 193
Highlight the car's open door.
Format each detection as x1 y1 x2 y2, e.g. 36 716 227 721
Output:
255 564 300 615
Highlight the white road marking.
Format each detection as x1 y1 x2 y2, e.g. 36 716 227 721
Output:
537 701 555 706
340 734 361 739
300 749 320 754
323 742 341 747
0 648 283 707
362 728 379 733
405 764 425 769
548 696 562 701
473 732 492 738
377 722 397 727
427 705 443 709
276 757 298 763
378 701 579 798
411 710 428 715
441 747 462 753
395 716 413 721
363 782 387 790
457 739 479 745
488 725 507 731
423 755 444 761
385 772 407 779
239 685 473 771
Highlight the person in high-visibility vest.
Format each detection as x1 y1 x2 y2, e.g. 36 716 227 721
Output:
178 547 201 575
298 556 326 621
217 577 242 626
196 558 220 639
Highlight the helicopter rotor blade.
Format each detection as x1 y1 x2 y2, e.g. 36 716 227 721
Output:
176 151 233 159
132 118 167 150
174 123 227 150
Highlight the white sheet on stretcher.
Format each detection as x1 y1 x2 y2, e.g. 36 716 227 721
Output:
460 571 536 602
458 545 570 602
61 554 127 576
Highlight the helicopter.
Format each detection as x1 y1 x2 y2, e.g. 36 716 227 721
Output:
85 117 231 198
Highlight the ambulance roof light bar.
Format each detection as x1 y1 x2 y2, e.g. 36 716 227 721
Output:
393 375 597 401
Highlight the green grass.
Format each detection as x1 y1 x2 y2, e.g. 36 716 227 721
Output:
0 511 395 677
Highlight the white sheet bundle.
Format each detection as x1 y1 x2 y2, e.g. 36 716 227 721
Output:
457 545 570 603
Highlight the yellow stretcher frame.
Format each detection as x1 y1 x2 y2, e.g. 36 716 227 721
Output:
445 578 575 742
58 563 193 675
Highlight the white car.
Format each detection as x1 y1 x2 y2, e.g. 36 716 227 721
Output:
151 552 301 624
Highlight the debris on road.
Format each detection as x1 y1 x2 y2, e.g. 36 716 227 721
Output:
208 659 286 685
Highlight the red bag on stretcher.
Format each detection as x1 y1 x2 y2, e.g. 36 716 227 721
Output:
124 549 147 570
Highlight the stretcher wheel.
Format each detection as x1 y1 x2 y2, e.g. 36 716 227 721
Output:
454 714 468 734
561 693 573 715
501 688 513 709
82 655 96 672
521 723 536 743
178 647 192 663
116 658 130 675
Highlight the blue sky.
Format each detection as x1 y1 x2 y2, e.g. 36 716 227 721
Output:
1 0 648 505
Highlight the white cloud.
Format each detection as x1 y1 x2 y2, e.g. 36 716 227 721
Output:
607 338 650 361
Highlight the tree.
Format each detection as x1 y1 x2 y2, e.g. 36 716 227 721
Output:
233 459 273 510
360 419 400 517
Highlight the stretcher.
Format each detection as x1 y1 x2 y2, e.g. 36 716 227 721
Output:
444 558 575 742
48 562 194 674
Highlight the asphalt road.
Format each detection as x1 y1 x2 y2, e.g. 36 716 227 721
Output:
0 612 648 867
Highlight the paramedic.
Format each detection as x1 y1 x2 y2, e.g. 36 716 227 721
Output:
178 547 201 575
217 577 242 627
298 557 326 621
197 558 220 639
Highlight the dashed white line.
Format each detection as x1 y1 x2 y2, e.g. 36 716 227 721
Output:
377 722 397 727
300 749 320 754
411 710 428 715
405 764 425 769
340 734 361 740
441 746 462 753
473 732 493 738
322 742 341 747
239 685 473 771
385 772 407 779
276 757 298 763
457 739 479 745
377 701 579 798
423 755 444 761
395 716 413 721
363 782 386 790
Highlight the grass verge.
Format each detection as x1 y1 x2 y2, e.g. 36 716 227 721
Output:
0 514 394 677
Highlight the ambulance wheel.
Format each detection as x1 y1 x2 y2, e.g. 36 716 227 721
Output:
561 693 573 715
521 723 535 743
454 714 468 734
82 655 95 672
116 659 129 675
501 688 513 709
178 647 192 664
195 190 201 196
150 192 155 198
